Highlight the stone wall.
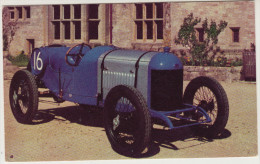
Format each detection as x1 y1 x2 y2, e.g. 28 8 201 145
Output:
171 48 246 61
9 6 46 56
6 1 255 57
112 4 133 49
171 1 255 50
184 66 243 83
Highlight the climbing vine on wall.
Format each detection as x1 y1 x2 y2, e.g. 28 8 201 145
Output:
175 13 227 66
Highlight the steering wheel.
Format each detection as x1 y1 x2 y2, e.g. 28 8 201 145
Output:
65 43 91 66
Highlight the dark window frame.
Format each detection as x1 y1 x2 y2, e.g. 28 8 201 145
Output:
134 3 164 41
8 6 31 20
25 6 30 18
196 28 204 42
63 5 71 19
52 5 82 41
230 27 240 43
16 7 23 19
88 4 100 40
53 5 60 20
74 5 81 19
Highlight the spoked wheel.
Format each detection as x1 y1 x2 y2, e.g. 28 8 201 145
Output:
104 85 151 156
65 43 91 66
183 76 229 138
9 70 39 124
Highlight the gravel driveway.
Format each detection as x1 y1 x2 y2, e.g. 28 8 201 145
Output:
3 68 258 162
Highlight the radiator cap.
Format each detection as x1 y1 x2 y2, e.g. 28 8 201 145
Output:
163 46 170 52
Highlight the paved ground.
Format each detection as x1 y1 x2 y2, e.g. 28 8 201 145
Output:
3 68 258 162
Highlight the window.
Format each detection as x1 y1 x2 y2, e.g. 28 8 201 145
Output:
88 4 100 40
74 21 81 39
53 5 60 19
17 7 23 19
8 6 30 20
196 28 204 42
135 3 164 41
63 5 71 19
74 5 81 19
136 4 142 19
63 21 71 40
136 21 143 39
231 27 240 43
53 22 60 39
27 39 35 54
8 7 15 19
25 6 30 18
52 5 82 40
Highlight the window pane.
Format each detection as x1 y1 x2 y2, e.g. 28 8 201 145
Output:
17 7 23 19
89 4 99 19
25 7 30 18
10 12 15 19
155 3 163 18
74 5 81 19
199 30 204 42
136 21 143 39
156 20 163 39
74 21 81 39
196 28 204 42
64 5 71 19
53 22 60 39
89 21 99 39
53 5 60 19
146 3 153 19
27 39 35 54
233 28 240 42
146 21 153 39
135 4 143 19
63 21 71 39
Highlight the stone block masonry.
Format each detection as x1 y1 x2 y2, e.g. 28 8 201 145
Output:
184 66 243 83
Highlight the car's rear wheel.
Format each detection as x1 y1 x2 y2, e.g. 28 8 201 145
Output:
183 76 229 138
104 85 151 156
9 70 39 124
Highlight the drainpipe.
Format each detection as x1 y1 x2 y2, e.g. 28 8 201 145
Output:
109 4 113 45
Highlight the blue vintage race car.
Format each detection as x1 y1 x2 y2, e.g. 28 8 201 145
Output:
9 43 229 156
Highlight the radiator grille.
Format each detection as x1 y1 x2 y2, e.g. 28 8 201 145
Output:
151 69 183 111
103 71 135 98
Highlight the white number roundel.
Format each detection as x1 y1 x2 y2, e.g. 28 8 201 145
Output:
33 51 43 71
31 49 45 75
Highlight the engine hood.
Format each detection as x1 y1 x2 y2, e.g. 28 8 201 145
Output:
97 48 183 102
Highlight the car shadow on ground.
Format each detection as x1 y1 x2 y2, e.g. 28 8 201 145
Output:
139 128 232 158
33 104 231 158
33 104 104 128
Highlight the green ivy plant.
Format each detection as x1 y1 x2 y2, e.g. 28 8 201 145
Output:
175 13 228 66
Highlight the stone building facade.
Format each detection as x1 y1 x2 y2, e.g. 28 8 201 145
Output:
4 1 255 57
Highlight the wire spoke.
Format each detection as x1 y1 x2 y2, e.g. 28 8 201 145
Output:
112 96 138 146
192 86 219 125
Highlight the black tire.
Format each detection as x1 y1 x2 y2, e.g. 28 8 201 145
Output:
9 70 39 124
104 85 152 156
183 76 229 138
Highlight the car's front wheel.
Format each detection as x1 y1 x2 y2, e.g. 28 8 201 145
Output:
183 76 229 138
104 85 152 156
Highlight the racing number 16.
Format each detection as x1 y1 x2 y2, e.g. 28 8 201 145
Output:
33 51 43 71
